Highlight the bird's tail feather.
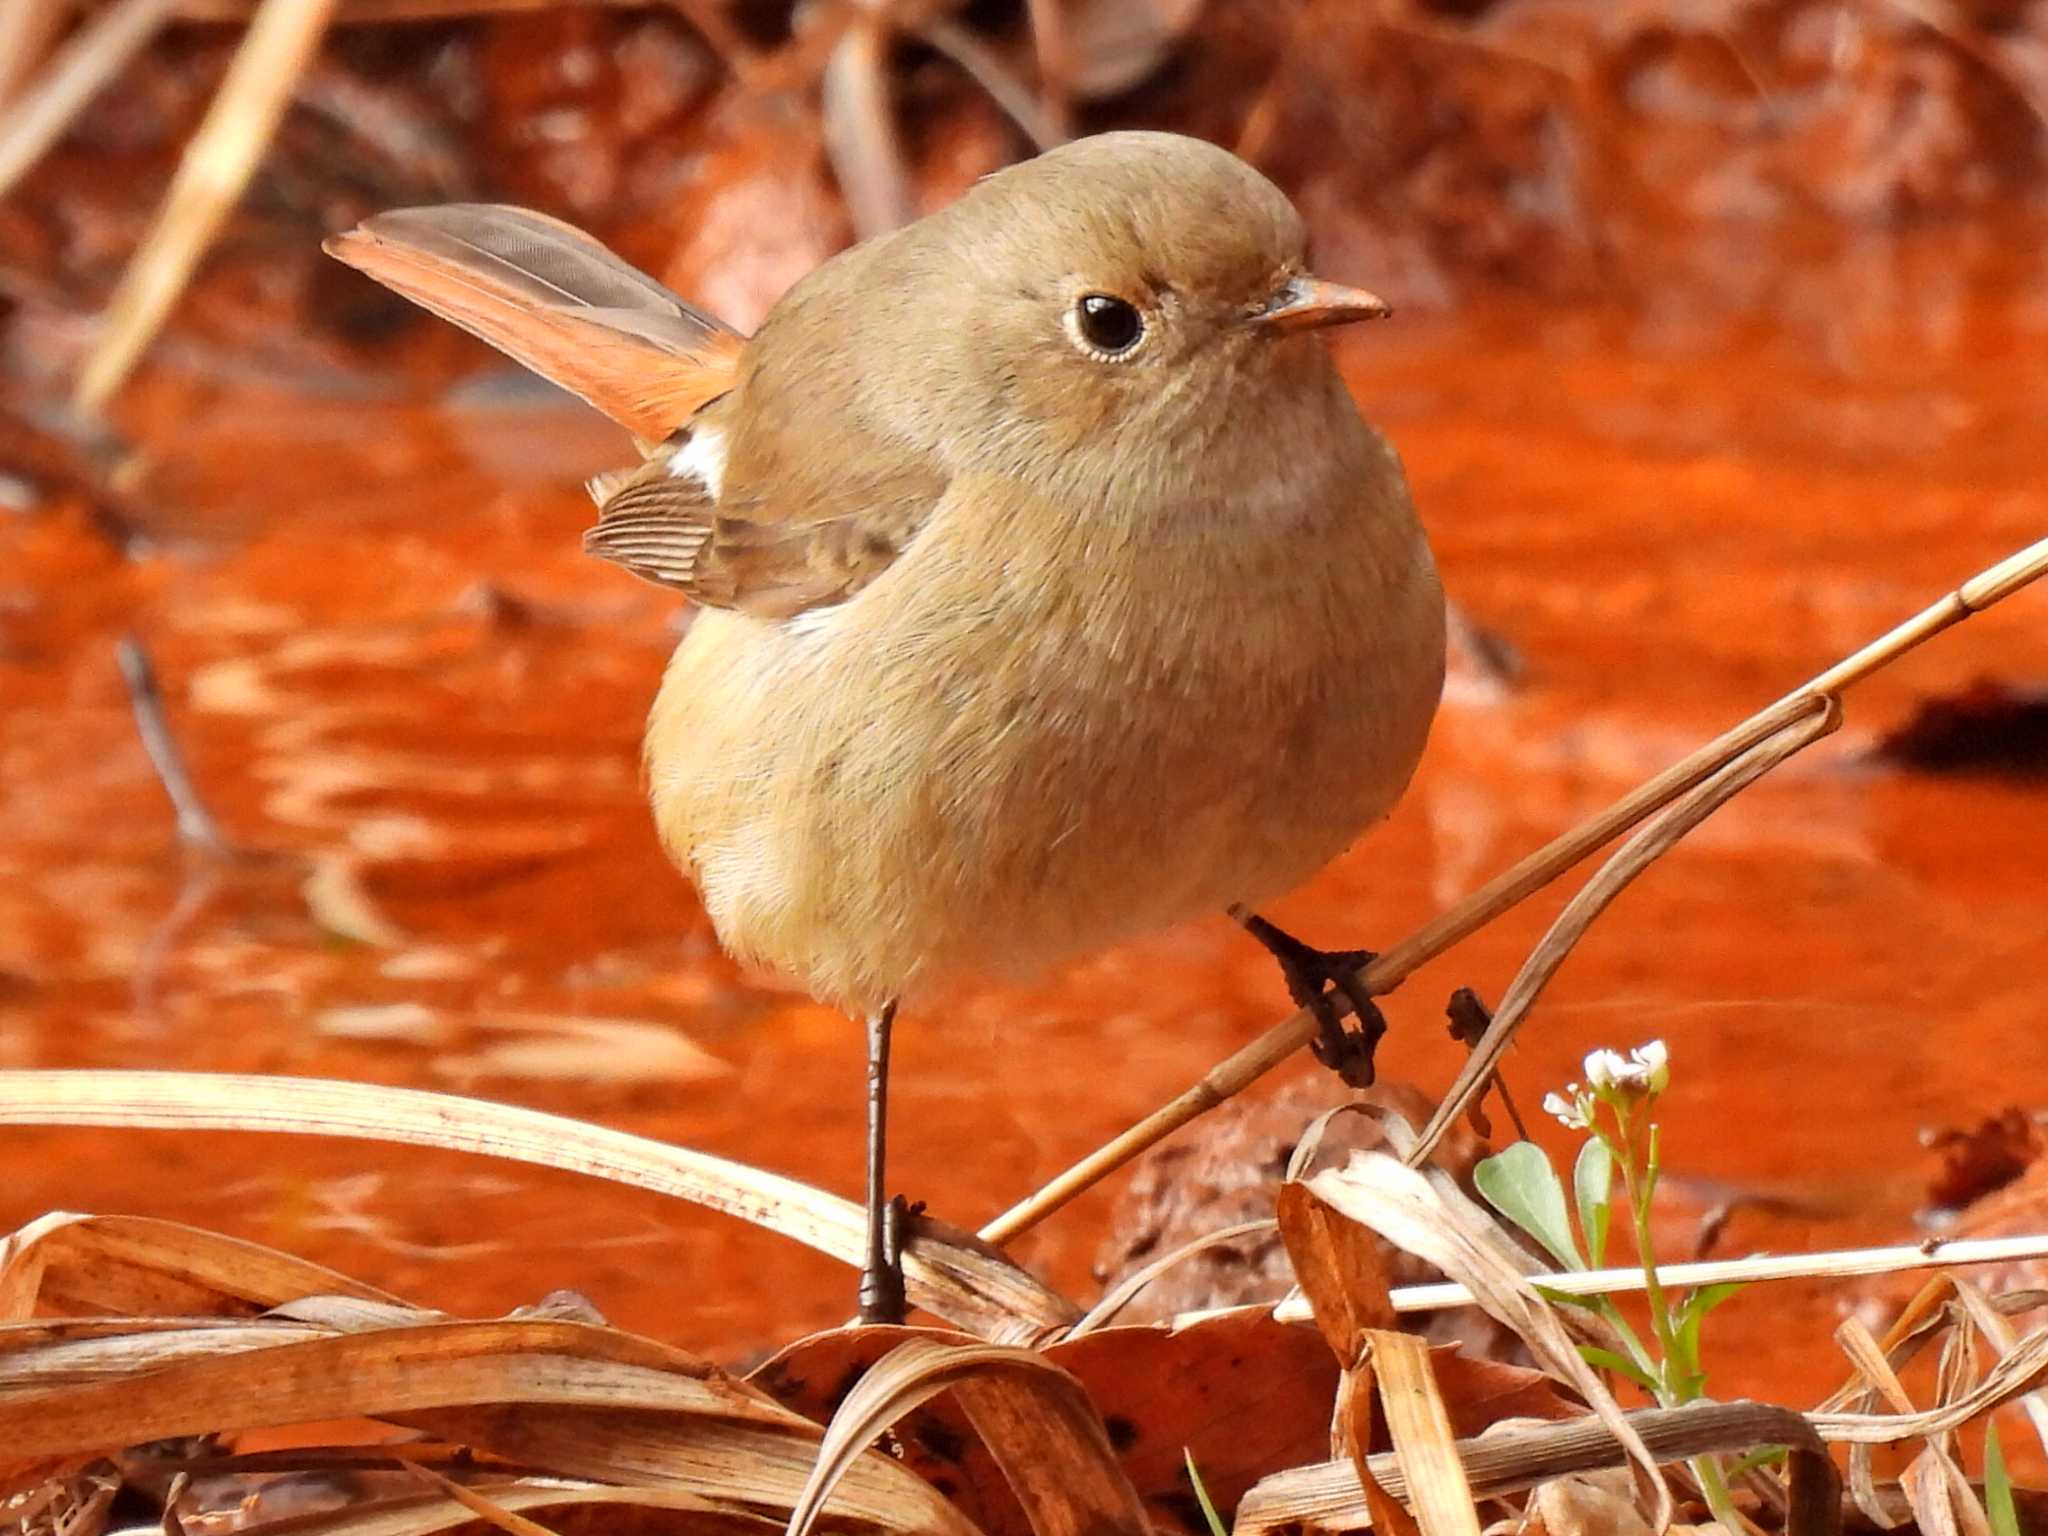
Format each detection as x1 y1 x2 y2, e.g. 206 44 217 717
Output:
325 204 744 442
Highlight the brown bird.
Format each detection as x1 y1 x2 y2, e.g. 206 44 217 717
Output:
327 130 1447 1323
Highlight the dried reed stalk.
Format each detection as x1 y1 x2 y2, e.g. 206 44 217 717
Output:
0 0 174 201
0 0 70 107
73 0 341 416
978 534 2048 1247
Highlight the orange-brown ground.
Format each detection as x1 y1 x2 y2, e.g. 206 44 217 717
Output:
4 211 2044 1417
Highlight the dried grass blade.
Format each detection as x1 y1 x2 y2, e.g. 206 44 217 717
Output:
209 1481 779 1536
396 1404 981 1536
1236 1402 1835 1536
1247 1233 2048 1323
0 1318 788 1458
1811 1325 2048 1441
0 0 173 199
1951 1282 2048 1458
0 1073 1074 1338
0 1211 406 1322
1365 1331 1481 1536
1835 1315 1909 1529
785 1337 1145 1536
1067 1218 1276 1337
74 0 340 413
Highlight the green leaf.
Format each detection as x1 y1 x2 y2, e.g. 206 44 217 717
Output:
1533 1284 1608 1312
1184 1449 1229 1536
1672 1282 1745 1381
1475 1142 1585 1270
1573 1138 1614 1269
1577 1344 1661 1394
1985 1422 2021 1536
1726 1445 1788 1480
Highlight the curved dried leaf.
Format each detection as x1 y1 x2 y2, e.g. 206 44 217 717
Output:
786 1338 1145 1536
0 1211 407 1322
1276 1182 1394 1361
0 1074 1075 1340
755 1309 1340 1536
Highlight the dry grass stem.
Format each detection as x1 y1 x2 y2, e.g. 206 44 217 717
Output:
0 1072 1075 1338
820 14 912 240
1235 1402 1841 1536
0 0 70 106
1366 1330 1483 1536
73 0 341 415
0 0 174 201
979 533 2048 1247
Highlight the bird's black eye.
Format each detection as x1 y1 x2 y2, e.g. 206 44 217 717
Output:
1075 294 1144 355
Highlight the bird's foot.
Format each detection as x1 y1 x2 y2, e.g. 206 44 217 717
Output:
857 1194 919 1326
1240 914 1386 1089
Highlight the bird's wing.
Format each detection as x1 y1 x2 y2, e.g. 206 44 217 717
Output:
325 204 744 442
582 419 947 619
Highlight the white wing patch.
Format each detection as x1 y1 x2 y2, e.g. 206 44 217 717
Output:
668 426 727 498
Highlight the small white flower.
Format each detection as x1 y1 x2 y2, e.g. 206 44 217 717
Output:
1583 1040 1671 1098
1542 1090 1589 1130
1632 1039 1670 1094
1583 1048 1627 1091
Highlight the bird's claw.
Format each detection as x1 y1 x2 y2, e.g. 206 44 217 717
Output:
857 1195 920 1326
1242 915 1386 1089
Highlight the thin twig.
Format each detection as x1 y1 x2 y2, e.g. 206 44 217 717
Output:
73 0 341 415
977 535 2048 1248
116 634 230 854
0 0 175 202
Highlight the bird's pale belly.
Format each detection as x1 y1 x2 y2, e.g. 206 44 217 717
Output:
647 524 1445 1013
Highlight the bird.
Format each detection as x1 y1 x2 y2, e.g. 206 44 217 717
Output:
326 129 1447 1325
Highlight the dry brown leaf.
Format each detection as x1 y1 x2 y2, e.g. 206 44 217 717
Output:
784 1337 1145 1536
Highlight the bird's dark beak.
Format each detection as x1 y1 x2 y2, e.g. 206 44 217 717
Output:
1251 275 1392 333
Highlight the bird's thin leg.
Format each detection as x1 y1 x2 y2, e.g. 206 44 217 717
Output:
857 1000 910 1325
1233 907 1386 1089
